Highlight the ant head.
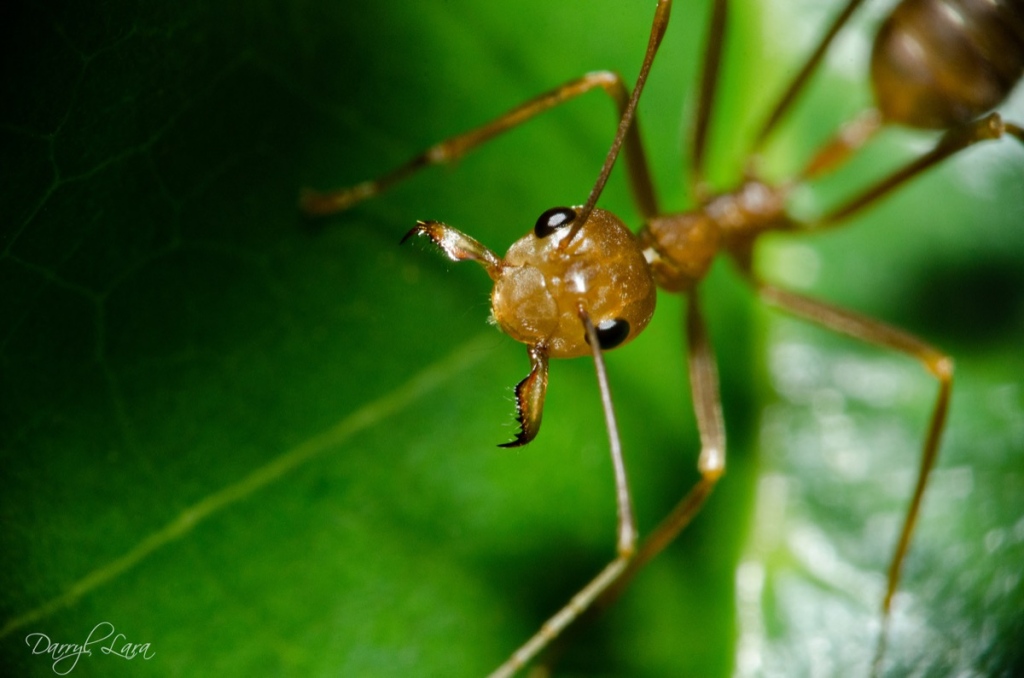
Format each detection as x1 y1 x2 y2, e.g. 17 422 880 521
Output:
491 206 656 358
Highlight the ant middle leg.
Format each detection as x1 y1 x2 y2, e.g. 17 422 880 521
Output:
743 0 1024 226
587 290 727 613
759 111 1023 232
813 113 1024 227
571 0 738 620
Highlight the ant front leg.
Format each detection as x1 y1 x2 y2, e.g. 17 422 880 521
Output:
751 278 953 675
300 71 658 220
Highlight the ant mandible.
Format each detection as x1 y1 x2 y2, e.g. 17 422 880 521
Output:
301 0 1024 675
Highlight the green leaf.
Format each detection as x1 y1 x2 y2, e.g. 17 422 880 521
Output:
2 1 1022 677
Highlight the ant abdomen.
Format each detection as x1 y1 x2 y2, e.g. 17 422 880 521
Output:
871 0 1024 129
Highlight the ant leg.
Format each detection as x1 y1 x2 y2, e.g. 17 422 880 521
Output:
796 108 884 181
488 308 637 678
752 280 953 675
593 290 727 609
690 0 728 198
751 0 869 154
816 113 1024 227
629 291 726 569
301 70 659 220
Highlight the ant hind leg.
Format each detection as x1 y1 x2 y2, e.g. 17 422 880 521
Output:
752 279 952 675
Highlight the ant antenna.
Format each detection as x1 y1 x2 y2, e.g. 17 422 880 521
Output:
568 0 672 243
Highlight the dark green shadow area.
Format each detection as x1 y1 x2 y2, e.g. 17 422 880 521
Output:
2 1 1022 677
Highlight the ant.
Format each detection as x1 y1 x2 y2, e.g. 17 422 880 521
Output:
301 0 1023 675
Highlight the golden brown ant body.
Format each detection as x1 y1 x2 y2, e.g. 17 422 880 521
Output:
302 0 1023 675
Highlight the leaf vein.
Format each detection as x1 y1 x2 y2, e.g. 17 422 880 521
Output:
0 332 494 639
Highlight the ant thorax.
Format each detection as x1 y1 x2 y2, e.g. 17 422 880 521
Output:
491 207 656 359
639 180 789 292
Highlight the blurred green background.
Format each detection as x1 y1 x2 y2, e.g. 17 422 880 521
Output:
2 0 1022 676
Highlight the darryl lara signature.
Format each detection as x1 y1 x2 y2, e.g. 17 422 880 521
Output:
24 621 154 675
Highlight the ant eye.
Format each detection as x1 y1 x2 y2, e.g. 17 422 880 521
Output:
585 318 631 350
534 206 577 238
